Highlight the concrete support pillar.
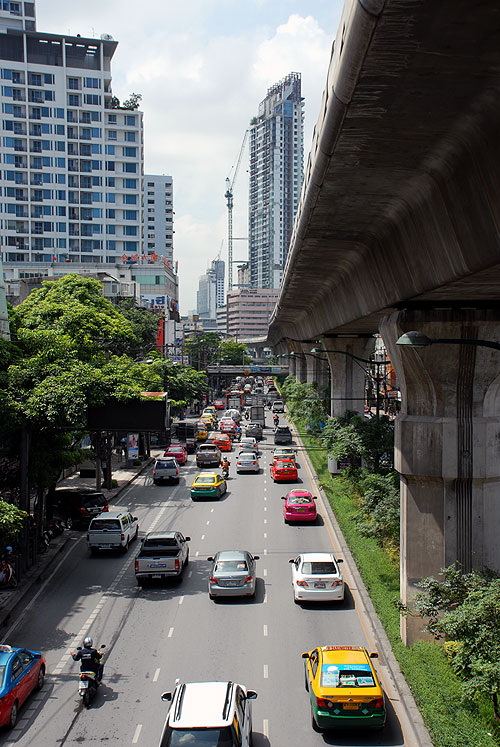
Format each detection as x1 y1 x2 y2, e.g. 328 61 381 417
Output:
287 353 296 378
301 344 317 384
324 338 374 417
294 353 307 383
381 308 500 645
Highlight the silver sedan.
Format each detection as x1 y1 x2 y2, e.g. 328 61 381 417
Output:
207 550 259 599
236 451 260 473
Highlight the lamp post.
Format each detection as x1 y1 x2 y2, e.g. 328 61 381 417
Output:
396 330 500 351
310 346 390 417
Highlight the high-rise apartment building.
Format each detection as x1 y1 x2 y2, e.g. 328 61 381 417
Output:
0 1 144 268
226 287 279 339
248 72 304 289
196 257 225 331
144 175 174 266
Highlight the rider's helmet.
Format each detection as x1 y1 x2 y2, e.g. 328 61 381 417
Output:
5 547 12 553
84 636 93 648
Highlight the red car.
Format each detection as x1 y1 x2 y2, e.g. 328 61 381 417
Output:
282 489 317 522
219 419 237 437
270 458 298 482
213 399 225 410
164 445 188 465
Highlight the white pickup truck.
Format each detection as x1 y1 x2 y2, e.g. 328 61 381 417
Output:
87 510 139 554
135 531 190 586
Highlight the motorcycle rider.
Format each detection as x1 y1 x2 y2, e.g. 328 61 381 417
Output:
221 456 230 477
273 413 279 427
72 637 104 682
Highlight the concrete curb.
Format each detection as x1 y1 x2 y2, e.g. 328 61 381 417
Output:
288 415 434 747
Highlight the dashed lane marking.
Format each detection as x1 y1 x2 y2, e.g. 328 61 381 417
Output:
263 664 268 679
153 668 160 683
132 724 142 744
168 627 174 638
263 625 268 637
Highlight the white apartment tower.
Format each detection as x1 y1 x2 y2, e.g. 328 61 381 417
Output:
0 1 144 268
248 72 304 289
144 175 174 267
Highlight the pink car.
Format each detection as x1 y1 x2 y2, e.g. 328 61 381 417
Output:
164 445 188 465
282 489 317 523
213 399 225 410
219 419 237 436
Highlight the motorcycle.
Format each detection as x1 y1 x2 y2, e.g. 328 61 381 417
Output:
221 463 230 480
77 645 105 708
0 550 17 588
273 415 279 427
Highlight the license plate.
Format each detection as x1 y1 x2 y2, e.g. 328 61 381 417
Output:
79 681 89 690
314 582 326 588
343 703 359 710
225 580 240 586
296 508 306 512
148 563 167 568
151 574 162 579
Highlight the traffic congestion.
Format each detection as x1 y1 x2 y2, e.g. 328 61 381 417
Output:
0 377 405 746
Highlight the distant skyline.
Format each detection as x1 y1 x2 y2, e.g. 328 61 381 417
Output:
36 0 344 310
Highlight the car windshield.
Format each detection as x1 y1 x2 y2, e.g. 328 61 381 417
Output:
216 560 248 572
0 664 6 687
196 477 216 485
302 561 337 574
321 664 375 688
163 726 234 746
288 494 312 504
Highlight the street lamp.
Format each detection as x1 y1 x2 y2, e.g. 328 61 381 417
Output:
310 346 390 417
396 331 500 351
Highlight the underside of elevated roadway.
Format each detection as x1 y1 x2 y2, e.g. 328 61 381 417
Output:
269 0 500 345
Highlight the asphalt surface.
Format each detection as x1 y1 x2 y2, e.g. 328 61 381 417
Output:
0 410 409 746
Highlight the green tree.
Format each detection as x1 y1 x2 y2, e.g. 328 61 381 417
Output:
122 92 142 110
406 565 500 720
115 299 159 355
184 333 221 370
219 340 251 365
0 500 28 541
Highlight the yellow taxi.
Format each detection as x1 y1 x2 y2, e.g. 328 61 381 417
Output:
196 421 207 441
200 413 216 428
190 472 227 500
203 406 217 416
302 645 385 731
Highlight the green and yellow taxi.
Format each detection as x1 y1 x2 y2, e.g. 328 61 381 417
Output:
302 645 386 731
190 472 227 501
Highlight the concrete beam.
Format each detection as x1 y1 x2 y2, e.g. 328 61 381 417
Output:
381 307 500 645
321 338 374 417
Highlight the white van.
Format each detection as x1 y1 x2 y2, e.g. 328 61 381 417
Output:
87 510 139 554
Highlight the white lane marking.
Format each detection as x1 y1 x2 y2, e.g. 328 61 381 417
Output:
263 568 267 577
195 551 200 557
263 719 269 738
206 520 210 525
132 724 142 743
211 508 214 513
264 495 267 501
263 533 267 539
263 664 269 679
264 519 267 525
264 548 267 555
201 534 205 540
153 668 161 683
263 625 268 637
178 596 184 605
264 506 267 511
168 627 174 638
188 570 193 578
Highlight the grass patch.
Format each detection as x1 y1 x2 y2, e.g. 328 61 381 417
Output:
294 419 500 747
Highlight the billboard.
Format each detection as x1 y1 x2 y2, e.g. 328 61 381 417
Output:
87 398 169 432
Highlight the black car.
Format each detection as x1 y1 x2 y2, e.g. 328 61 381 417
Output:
50 488 108 528
274 426 293 445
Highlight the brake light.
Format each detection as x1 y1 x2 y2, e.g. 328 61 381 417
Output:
296 580 309 587
174 559 179 571
373 698 384 709
209 576 217 584
244 575 253 584
80 507 89 515
103 505 109 512
153 470 157 475
175 469 178 474
121 533 125 541
80 674 87 681
135 560 138 572
316 697 328 709
331 579 343 587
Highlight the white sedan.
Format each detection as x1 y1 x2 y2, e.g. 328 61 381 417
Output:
289 552 344 603
236 452 260 473
237 437 259 454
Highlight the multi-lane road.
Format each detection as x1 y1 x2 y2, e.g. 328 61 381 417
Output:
0 410 410 745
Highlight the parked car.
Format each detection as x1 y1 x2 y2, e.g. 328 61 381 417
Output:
190 472 227 500
236 452 260 473
50 488 108 528
282 490 316 522
271 459 298 482
272 400 285 413
0 644 46 729
196 444 222 467
274 425 293 445
153 457 180 484
289 552 344 602
135 531 190 586
159 680 257 746
302 645 385 731
207 550 259 599
245 422 263 440
87 510 139 554
163 445 188 465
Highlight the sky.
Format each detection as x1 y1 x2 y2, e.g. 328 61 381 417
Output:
36 0 344 311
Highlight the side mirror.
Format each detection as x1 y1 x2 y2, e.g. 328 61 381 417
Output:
337 558 343 563
281 496 285 500
100 644 106 649
369 652 378 659
301 652 310 659
246 690 258 700
207 556 214 562
288 558 295 563
185 536 191 542
76 646 82 651
133 517 138 522
253 555 260 561
161 692 172 701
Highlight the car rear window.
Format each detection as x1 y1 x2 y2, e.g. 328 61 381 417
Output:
216 560 248 572
195 476 216 484
321 664 374 688
82 496 106 508
302 561 337 574
156 459 176 467
239 454 255 461
90 519 121 531
143 538 178 548
276 427 290 434
162 726 233 746
288 494 312 504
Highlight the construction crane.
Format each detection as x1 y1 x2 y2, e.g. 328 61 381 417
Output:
225 129 248 290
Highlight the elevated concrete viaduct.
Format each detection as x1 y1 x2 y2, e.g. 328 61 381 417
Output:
268 0 500 643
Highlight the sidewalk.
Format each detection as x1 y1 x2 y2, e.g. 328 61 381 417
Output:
0 449 163 634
